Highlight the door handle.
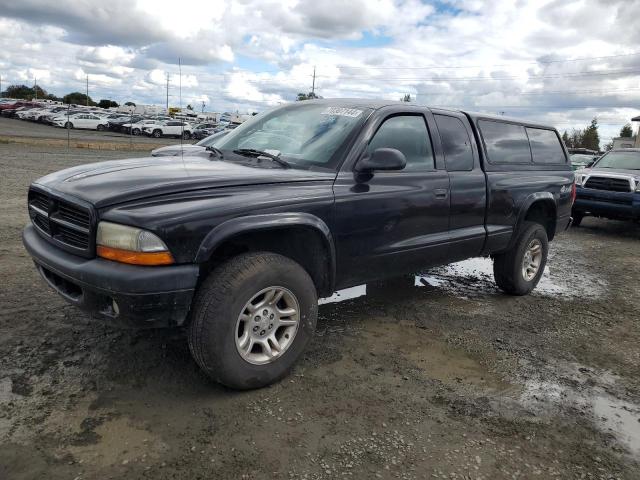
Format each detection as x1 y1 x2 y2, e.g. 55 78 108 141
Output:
434 189 448 199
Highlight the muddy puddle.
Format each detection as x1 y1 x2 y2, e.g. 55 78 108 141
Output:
520 362 640 457
319 257 607 304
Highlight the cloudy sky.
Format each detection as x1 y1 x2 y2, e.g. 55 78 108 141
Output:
1 0 639 143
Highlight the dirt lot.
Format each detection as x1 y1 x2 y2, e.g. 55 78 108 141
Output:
1 143 639 480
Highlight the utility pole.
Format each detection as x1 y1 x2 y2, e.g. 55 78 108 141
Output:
86 75 89 106
34 77 37 101
166 73 170 112
311 66 316 97
201 100 205 113
0 74 2 97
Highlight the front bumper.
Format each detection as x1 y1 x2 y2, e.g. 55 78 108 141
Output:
574 187 640 220
23 224 199 327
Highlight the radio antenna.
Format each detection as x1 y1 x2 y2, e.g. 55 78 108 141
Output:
179 57 183 156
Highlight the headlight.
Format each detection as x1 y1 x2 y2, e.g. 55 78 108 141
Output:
635 179 640 192
574 173 584 186
96 221 174 265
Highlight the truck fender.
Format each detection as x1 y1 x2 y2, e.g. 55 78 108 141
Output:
194 212 337 291
511 192 557 246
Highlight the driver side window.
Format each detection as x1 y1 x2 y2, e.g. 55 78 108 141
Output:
367 115 434 171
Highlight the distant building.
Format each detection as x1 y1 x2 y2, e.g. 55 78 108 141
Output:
611 115 640 149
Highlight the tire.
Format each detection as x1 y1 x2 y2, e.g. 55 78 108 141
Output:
493 221 549 296
188 252 318 390
132 128 140 136
97 124 105 131
182 131 191 140
152 129 162 138
65 122 73 129
572 211 584 227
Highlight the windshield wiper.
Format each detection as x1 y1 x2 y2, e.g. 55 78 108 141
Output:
232 148 290 168
205 146 224 159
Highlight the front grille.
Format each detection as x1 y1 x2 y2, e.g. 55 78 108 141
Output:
55 224 90 249
28 188 93 256
57 202 90 229
584 176 632 192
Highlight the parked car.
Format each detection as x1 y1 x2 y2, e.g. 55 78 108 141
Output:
107 116 144 132
1 102 41 117
570 153 598 170
192 123 220 140
52 113 109 130
22 99 573 390
143 120 193 139
573 148 640 226
120 120 146 135
150 130 229 156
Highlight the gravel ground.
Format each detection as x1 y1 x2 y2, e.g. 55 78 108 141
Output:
0 117 184 145
1 143 639 480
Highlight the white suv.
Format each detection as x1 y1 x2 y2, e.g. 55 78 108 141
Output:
143 121 193 139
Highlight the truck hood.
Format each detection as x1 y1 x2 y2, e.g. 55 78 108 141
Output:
151 144 206 156
588 167 640 177
34 155 335 208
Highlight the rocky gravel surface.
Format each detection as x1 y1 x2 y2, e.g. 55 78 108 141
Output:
1 144 639 479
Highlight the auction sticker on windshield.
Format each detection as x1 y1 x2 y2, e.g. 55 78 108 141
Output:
320 107 363 117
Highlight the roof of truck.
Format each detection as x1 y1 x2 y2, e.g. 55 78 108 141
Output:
302 98 557 130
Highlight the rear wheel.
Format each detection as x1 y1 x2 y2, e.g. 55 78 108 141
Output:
182 131 191 140
188 252 318 390
97 124 105 131
493 221 549 296
64 122 73 129
132 128 140 136
152 129 162 138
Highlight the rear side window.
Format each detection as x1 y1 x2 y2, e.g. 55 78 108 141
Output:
526 128 566 164
434 114 474 171
367 115 435 171
479 120 532 164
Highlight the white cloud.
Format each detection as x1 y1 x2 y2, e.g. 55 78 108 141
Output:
0 0 638 138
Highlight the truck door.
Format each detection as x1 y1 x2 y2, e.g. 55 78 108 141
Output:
432 111 487 261
332 108 450 288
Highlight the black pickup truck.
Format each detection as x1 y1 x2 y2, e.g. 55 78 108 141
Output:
23 99 575 389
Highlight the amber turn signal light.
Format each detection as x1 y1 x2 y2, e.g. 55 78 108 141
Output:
97 246 175 266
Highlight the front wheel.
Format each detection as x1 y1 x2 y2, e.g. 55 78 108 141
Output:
493 221 549 296
132 128 140 136
64 122 73 129
188 252 318 389
182 131 191 140
152 129 162 138
97 124 105 131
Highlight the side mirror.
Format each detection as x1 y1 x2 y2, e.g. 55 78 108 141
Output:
356 148 407 172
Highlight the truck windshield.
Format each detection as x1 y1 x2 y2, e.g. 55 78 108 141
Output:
215 103 371 169
594 151 640 170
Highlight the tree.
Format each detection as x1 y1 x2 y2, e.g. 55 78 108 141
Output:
562 119 600 150
603 141 613 152
98 99 119 109
63 92 96 106
581 118 600 151
296 92 321 101
124 101 136 107
1 84 59 101
620 123 633 138
186 104 194 110
400 94 412 102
